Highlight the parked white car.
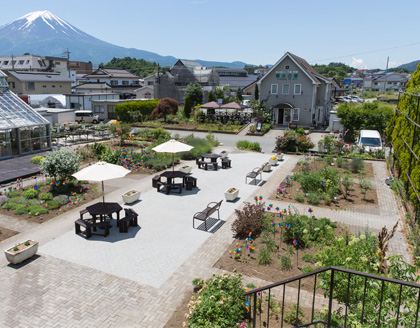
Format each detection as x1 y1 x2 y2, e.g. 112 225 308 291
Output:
357 130 383 152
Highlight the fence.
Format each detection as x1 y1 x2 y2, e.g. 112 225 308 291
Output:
244 266 420 328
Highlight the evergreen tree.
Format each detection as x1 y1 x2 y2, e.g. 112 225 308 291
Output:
184 96 192 119
185 82 203 106
236 87 243 101
208 90 215 102
255 84 259 100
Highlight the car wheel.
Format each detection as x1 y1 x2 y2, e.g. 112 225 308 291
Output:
93 120 98 124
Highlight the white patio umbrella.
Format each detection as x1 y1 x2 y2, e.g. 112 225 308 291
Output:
72 161 131 204
152 139 194 172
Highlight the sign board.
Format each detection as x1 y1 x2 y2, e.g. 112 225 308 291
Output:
343 78 351 84
352 79 363 84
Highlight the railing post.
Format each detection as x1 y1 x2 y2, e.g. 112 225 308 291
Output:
253 292 257 328
378 280 385 326
267 289 271 328
327 269 334 327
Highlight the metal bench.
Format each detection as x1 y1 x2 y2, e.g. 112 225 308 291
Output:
245 167 263 185
193 200 222 231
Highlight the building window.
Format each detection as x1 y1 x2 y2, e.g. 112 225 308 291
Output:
122 81 129 86
271 84 278 94
52 85 55 88
94 105 105 113
18 60 24 65
147 81 154 85
27 82 35 90
42 85 46 88
110 80 118 85
285 65 289 69
55 62 61 65
294 84 301 95
3 61 9 65
282 84 290 94
292 108 300 121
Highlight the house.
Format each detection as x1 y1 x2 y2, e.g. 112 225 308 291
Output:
258 52 332 127
243 80 258 100
82 67 141 95
65 93 120 120
68 61 93 75
134 86 154 99
0 70 51 159
363 72 408 92
214 68 258 92
72 82 112 94
0 55 69 77
154 60 219 104
6 71 72 95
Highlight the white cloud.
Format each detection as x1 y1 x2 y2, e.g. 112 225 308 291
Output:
388 61 402 68
351 57 366 69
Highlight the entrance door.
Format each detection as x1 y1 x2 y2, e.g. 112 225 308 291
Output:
277 108 284 124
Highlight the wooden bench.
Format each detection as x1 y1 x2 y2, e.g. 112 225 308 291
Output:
193 200 222 231
75 219 110 239
119 208 139 233
198 161 218 170
152 175 161 188
245 167 263 185
184 176 197 190
157 181 182 194
220 158 231 169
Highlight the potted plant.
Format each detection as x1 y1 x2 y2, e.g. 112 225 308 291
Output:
276 152 284 161
220 151 228 158
263 162 271 172
269 156 278 166
122 190 141 204
224 187 239 202
179 165 192 174
5 240 39 265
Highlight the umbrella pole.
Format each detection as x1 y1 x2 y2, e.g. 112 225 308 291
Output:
172 153 174 172
102 181 105 205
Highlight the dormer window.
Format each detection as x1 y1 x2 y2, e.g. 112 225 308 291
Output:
285 65 290 69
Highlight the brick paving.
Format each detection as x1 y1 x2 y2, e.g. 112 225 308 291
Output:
0 151 410 327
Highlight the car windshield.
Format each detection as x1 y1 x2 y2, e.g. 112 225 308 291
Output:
360 137 381 147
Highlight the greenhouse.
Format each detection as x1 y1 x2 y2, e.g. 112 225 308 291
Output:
0 70 51 159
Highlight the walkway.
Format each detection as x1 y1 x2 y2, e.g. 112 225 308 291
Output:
0 150 408 327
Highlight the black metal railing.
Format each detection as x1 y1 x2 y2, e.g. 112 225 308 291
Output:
244 266 420 328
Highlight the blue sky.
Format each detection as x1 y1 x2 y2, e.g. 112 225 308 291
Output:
2 0 420 69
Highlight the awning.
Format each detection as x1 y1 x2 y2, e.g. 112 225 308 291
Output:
273 102 294 109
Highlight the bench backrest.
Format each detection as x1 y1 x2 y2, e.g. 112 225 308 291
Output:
207 200 222 217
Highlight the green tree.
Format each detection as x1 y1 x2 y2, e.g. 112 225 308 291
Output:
236 87 243 101
40 148 80 182
103 57 169 78
207 90 215 102
184 95 192 119
151 98 179 122
109 121 132 146
215 87 224 102
255 83 259 100
185 82 203 106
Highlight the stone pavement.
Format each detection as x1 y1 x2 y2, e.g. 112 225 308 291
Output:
0 150 409 327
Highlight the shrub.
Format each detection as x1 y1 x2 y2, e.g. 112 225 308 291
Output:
336 157 344 167
231 203 265 238
324 155 334 164
30 156 44 164
295 172 322 193
115 99 159 122
7 190 21 198
236 140 261 152
359 179 374 200
22 189 37 199
341 174 354 199
279 255 293 270
147 127 171 140
261 233 277 252
53 195 70 205
258 246 273 265
351 157 364 173
41 148 80 182
39 192 53 201
28 204 48 215
181 135 213 159
14 204 28 215
301 265 314 274
46 200 61 210
0 195 8 205
302 253 316 264
294 194 305 203
307 192 323 205
282 214 309 247
186 272 246 328
284 305 304 326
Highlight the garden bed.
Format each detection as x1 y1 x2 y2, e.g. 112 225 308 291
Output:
135 121 246 134
268 158 378 210
0 226 19 242
0 182 99 223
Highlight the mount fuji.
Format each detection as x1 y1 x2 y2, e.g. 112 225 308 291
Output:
0 11 247 68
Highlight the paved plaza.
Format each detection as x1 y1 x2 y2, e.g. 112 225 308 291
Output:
0 147 409 327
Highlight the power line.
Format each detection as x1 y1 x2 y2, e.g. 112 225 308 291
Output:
309 42 420 64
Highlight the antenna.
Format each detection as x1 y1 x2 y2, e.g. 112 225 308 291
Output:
62 48 71 78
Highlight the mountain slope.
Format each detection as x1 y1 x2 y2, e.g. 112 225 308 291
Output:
0 11 247 68
398 60 420 72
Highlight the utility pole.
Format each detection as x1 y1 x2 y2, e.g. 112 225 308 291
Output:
63 48 71 78
11 54 14 71
383 56 389 94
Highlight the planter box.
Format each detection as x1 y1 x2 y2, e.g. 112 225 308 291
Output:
269 158 278 166
220 152 228 158
225 188 239 202
276 153 284 161
5 240 39 265
122 190 141 204
179 166 192 174
263 164 272 172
